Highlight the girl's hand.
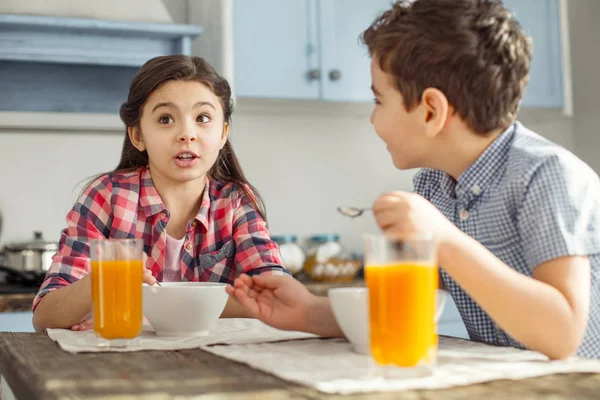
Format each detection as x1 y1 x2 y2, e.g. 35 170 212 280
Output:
71 318 93 331
143 252 158 286
143 267 157 285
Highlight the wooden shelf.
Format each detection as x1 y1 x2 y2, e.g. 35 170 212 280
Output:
0 14 202 67
0 14 202 114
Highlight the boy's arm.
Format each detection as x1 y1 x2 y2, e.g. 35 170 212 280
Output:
376 153 599 360
439 233 589 360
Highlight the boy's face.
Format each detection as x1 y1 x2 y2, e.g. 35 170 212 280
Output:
369 58 430 170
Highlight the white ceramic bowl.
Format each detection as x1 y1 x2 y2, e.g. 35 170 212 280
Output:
328 287 370 354
142 282 229 337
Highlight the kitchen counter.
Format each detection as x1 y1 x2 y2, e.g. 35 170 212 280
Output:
1 332 599 399
303 279 364 296
0 293 34 313
0 279 356 314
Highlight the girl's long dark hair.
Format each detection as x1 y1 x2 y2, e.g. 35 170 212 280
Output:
100 55 265 219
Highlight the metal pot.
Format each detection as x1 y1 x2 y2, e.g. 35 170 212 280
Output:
1 231 58 273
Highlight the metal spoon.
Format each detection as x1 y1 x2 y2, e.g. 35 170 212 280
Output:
337 206 371 218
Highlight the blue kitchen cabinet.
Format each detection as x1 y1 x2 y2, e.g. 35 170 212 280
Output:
438 297 469 339
234 0 565 108
495 0 564 108
233 0 320 99
438 322 469 339
318 0 390 102
0 312 35 333
233 0 389 102
0 15 201 113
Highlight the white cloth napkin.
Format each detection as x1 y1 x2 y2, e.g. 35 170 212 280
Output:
201 336 600 394
47 319 315 353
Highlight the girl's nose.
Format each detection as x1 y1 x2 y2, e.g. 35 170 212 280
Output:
178 128 197 142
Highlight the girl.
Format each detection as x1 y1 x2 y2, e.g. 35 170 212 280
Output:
32 55 289 332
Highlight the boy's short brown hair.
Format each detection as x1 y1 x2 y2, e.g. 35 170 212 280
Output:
362 0 532 134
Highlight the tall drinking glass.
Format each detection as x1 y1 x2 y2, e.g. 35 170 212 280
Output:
364 234 445 373
90 238 143 345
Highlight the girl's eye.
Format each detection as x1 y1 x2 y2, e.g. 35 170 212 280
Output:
158 115 174 124
197 114 212 123
373 98 381 105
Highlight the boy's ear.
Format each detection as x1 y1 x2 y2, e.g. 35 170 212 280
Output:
220 123 229 149
128 126 146 151
421 88 449 138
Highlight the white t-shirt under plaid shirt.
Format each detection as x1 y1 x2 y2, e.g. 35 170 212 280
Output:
414 121 600 358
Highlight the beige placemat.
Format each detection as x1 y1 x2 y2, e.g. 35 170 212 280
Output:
201 336 600 394
47 319 315 353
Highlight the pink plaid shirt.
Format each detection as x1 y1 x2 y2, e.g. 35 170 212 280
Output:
33 168 288 310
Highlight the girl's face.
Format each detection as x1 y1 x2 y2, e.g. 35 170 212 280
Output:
129 80 229 186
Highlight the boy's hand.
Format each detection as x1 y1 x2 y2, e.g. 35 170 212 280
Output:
373 191 458 245
226 274 315 332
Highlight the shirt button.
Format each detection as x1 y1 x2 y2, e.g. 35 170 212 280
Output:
186 242 193 251
459 209 470 221
471 185 481 195
191 221 197 228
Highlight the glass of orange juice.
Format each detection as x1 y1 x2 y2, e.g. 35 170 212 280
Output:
364 233 445 375
90 238 143 346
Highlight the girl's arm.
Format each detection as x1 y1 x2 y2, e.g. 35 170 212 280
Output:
32 175 114 332
33 275 93 332
220 185 290 319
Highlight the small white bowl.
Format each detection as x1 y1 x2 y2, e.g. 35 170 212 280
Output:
328 287 370 354
142 282 229 337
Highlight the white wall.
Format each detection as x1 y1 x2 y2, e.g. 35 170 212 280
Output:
568 0 600 170
0 104 575 253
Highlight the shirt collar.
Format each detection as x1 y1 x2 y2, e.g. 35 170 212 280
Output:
454 123 516 202
139 168 212 230
139 168 166 217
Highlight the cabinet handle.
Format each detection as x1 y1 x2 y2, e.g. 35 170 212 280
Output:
307 69 321 81
329 69 342 81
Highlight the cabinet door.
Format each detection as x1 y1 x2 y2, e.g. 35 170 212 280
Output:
502 0 563 108
438 297 468 339
0 312 34 332
438 322 469 339
318 0 391 102
233 0 320 99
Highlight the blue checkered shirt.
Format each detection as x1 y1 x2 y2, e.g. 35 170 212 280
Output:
414 122 600 358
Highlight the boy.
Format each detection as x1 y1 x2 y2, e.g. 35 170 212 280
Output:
227 0 600 359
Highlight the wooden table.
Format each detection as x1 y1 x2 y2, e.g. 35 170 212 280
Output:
1 333 599 399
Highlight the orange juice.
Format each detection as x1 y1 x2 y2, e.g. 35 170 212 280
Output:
91 259 143 339
365 262 438 367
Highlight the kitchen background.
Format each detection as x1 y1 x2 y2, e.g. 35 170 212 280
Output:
0 0 598 335
1 0 597 255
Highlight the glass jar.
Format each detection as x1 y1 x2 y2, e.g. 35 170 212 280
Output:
272 235 306 276
303 234 360 282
